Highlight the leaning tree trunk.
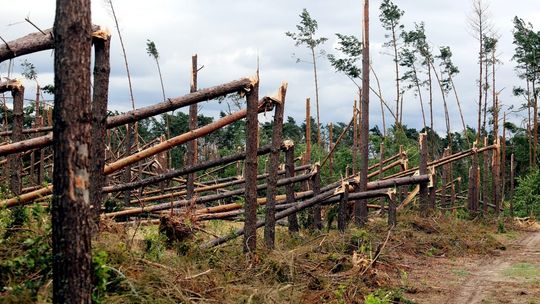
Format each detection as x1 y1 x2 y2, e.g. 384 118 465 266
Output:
51 0 93 302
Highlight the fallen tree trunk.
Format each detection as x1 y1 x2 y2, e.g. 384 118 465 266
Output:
102 172 313 218
0 97 275 208
0 77 256 156
202 187 393 249
0 126 53 137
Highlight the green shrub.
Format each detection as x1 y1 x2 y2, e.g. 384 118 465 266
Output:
512 171 540 218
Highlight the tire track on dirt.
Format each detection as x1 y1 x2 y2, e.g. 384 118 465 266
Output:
450 230 540 304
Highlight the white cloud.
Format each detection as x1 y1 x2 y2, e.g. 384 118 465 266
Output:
0 0 539 135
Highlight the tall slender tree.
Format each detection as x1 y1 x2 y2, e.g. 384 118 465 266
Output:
286 9 327 146
379 0 405 125
513 16 540 169
400 47 427 129
402 23 434 134
468 0 493 140
146 39 171 167
437 46 468 145
358 0 370 227
52 0 93 301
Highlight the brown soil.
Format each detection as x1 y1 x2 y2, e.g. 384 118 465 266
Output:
398 225 540 304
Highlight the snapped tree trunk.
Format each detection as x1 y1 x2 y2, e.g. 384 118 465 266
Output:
90 31 110 227
264 83 286 249
186 54 198 202
243 77 259 254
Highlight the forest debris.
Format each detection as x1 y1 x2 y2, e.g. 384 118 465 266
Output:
159 214 200 244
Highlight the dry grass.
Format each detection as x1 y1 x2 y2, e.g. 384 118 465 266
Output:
0 208 525 303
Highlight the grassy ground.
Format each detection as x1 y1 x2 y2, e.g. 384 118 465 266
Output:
0 205 527 303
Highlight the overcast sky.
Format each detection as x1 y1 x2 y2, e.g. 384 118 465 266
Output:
1 0 539 134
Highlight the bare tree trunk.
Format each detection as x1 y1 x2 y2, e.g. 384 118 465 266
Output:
468 149 480 214
449 75 469 147
286 144 299 233
441 148 450 208
510 153 515 215
243 77 259 254
391 27 401 125
482 57 489 135
379 142 385 211
482 137 490 214
186 54 198 202
311 164 322 230
501 113 506 201
352 100 358 175
412 64 427 129
304 98 311 165
123 123 133 206
9 84 23 196
107 0 140 182
264 83 286 249
90 31 111 227
0 77 256 157
356 0 369 227
52 0 93 301
431 62 451 140
477 25 484 141
419 133 429 217
328 123 333 177
533 83 538 170
311 48 321 146
338 181 349 232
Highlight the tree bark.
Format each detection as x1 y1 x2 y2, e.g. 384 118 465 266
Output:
0 77 256 157
264 83 286 249
243 77 259 254
203 188 391 249
356 0 370 227
90 32 110 227
338 181 349 232
285 144 299 233
468 151 479 213
186 54 198 202
311 165 322 230
419 133 429 216
8 83 24 196
52 0 93 302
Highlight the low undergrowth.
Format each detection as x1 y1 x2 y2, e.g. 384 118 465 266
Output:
0 205 523 303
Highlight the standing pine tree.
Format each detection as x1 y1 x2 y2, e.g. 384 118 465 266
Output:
286 8 327 146
513 17 540 169
379 0 405 125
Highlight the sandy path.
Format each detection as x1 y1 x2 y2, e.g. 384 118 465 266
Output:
449 230 540 304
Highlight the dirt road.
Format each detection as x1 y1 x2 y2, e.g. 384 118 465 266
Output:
449 230 540 303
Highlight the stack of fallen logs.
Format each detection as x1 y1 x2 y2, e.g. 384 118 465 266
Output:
0 25 506 251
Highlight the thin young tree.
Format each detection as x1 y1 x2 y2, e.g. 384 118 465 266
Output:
286 9 327 146
358 0 370 227
146 39 171 166
437 46 469 145
400 47 427 129
106 0 139 186
379 0 405 125
468 0 493 140
512 16 540 169
52 0 93 301
402 23 434 134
